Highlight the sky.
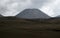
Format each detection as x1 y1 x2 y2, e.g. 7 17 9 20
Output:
0 0 60 17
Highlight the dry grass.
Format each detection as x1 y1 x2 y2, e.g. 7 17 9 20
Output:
0 19 60 38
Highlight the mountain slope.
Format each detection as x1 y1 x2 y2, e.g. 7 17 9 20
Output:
0 14 3 17
16 9 50 19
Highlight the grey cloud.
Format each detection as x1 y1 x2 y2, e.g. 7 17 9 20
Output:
31 0 48 8
0 0 59 17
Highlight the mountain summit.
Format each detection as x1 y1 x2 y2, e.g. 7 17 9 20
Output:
16 9 50 19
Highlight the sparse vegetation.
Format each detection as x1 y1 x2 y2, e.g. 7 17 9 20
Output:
0 17 60 38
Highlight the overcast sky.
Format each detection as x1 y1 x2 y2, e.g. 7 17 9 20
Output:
0 0 60 17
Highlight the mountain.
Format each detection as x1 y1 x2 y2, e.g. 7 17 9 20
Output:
16 9 50 19
55 15 60 18
51 15 60 19
0 14 3 17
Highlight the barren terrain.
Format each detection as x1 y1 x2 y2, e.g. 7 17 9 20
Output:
0 17 60 38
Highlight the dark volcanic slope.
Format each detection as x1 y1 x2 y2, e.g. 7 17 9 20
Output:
0 14 3 17
16 9 50 19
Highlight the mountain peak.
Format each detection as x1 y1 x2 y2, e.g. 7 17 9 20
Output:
16 9 50 19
